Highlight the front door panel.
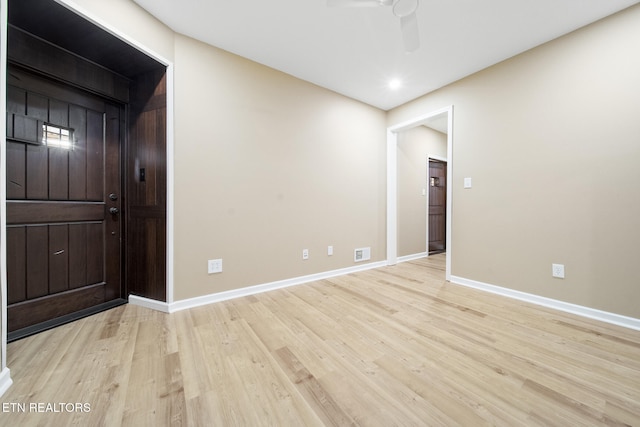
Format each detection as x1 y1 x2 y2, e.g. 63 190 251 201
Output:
6 67 123 333
428 160 447 253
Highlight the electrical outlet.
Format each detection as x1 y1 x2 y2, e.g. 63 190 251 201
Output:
328 246 333 256
208 259 223 274
552 263 565 279
302 249 309 260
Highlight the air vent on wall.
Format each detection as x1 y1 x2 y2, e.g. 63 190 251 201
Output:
354 247 371 262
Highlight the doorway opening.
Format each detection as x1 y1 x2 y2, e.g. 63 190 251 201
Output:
387 106 453 281
4 0 170 340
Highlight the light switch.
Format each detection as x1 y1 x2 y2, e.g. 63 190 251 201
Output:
464 177 472 189
208 259 222 274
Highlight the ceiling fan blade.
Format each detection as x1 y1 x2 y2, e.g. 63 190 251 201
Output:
400 11 420 53
327 0 393 7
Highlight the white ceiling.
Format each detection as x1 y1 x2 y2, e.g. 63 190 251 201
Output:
132 0 639 111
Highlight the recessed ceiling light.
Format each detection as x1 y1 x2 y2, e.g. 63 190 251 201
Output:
389 78 402 90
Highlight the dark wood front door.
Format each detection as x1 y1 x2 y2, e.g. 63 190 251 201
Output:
6 67 124 336
428 159 447 254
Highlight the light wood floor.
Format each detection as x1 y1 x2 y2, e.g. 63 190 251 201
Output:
2 254 640 426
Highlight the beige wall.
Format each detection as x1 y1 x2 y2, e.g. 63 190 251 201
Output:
388 4 640 318
58 1 387 302
173 34 387 300
31 1 640 320
397 126 447 257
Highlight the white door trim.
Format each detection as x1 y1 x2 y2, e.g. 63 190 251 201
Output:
0 0 10 388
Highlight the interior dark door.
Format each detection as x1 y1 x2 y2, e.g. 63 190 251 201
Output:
428 159 447 254
6 67 124 336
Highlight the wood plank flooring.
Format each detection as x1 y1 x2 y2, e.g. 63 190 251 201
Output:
2 254 640 426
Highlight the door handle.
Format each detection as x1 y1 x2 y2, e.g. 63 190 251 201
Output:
109 207 119 215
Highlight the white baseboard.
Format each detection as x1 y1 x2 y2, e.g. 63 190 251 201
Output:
0 367 12 397
398 252 428 263
130 260 388 314
168 260 388 313
128 295 171 313
128 266 640 332
450 275 640 332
